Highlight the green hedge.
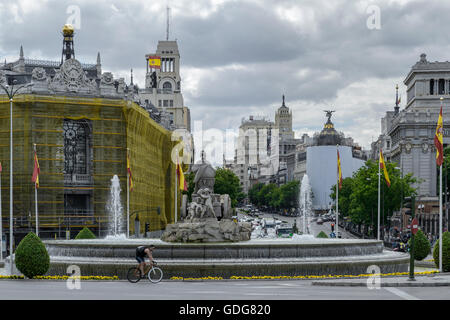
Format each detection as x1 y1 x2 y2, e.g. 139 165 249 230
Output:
316 231 328 238
15 232 50 279
408 229 431 261
75 227 96 239
433 231 450 272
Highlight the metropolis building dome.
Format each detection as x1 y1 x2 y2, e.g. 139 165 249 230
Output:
316 110 344 146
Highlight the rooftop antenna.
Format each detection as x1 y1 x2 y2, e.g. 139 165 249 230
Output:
166 5 171 41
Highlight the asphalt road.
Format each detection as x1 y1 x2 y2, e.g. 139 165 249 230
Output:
244 211 358 239
0 278 447 300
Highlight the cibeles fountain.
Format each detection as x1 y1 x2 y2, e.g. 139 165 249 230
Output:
44 158 409 279
161 154 252 242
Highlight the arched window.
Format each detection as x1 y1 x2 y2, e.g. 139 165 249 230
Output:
162 81 172 93
63 119 91 175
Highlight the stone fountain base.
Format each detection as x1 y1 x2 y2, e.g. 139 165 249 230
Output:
161 218 252 243
44 238 409 279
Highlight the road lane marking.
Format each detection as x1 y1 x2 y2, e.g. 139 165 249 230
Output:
384 287 420 300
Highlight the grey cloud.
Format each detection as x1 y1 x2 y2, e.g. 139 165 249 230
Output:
1 0 450 149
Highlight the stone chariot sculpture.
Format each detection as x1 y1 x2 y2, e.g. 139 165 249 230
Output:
161 152 251 242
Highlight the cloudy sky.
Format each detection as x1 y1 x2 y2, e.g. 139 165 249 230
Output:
1 0 449 159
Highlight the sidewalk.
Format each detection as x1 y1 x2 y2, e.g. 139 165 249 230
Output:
312 271 450 287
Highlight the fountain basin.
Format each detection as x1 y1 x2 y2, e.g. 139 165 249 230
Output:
44 238 409 279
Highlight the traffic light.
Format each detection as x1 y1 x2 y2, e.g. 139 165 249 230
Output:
404 196 415 216
145 223 150 233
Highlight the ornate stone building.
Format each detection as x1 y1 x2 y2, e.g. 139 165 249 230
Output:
0 25 179 241
137 40 191 133
372 53 450 233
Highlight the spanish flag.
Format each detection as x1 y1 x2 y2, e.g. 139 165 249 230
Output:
337 150 343 189
379 149 391 187
32 150 40 188
434 106 444 166
148 56 161 69
127 150 134 192
177 161 187 191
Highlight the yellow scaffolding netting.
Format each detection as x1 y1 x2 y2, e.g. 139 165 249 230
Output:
0 94 179 234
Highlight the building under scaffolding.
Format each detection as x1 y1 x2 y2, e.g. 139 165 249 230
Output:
0 25 179 245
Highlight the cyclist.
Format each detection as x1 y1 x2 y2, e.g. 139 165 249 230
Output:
135 245 155 277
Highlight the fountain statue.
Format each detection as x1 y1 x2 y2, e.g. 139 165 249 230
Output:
161 153 252 242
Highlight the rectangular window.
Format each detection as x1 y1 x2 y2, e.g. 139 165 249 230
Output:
438 79 445 94
163 100 168 107
169 100 173 107
439 79 445 95
158 100 162 107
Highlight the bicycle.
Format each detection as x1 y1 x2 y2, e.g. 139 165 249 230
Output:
127 261 163 283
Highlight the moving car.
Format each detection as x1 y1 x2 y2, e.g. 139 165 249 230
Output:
276 225 293 238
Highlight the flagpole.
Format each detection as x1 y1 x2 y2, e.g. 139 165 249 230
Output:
336 145 339 239
175 161 178 224
34 144 38 237
0 164 2 261
440 163 443 272
439 97 444 273
378 146 381 241
127 148 130 238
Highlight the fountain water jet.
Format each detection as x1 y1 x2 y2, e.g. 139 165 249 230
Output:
106 175 125 238
299 174 312 235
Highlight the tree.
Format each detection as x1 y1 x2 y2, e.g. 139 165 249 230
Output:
330 159 417 234
15 232 50 278
269 187 282 209
214 167 245 207
248 183 264 206
433 231 450 272
257 184 278 208
279 181 300 210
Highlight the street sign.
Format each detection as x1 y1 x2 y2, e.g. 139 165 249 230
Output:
411 218 419 235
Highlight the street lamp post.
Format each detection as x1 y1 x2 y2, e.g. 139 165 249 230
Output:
0 79 33 274
394 166 402 242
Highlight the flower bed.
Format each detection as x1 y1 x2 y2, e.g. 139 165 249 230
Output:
170 270 439 281
0 275 119 280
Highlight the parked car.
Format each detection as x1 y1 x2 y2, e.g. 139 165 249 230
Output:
316 218 324 225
